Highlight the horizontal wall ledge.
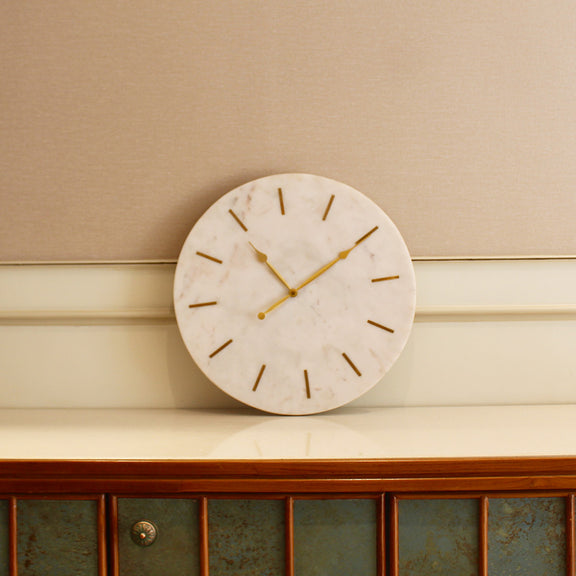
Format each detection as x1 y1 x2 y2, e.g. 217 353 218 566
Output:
1 259 575 323
0 308 175 326
416 304 576 323
2 304 576 326
1 260 576 409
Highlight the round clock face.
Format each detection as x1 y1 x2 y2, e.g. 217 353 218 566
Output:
174 174 416 415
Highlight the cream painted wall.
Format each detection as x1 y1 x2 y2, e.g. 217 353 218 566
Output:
2 1 576 261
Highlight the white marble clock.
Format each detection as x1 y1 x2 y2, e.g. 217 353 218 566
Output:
174 174 416 415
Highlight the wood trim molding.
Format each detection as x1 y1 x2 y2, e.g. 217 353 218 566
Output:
285 497 295 576
3 456 576 478
199 497 209 576
567 495 575 576
97 495 107 576
9 497 17 576
479 496 489 576
107 497 119 576
377 494 386 576
388 496 399 576
3 457 576 495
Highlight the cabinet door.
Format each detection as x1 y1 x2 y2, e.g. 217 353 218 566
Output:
115 496 381 576
17 498 102 576
394 495 568 576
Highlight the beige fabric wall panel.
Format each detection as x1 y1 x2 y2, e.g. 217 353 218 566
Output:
1 1 576 261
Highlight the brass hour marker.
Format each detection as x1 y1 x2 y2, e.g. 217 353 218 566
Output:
209 339 233 358
229 209 248 231
371 275 400 283
322 194 335 221
367 320 394 333
342 352 362 377
355 226 378 245
188 301 217 308
304 369 311 399
252 364 266 391
196 251 223 264
278 188 285 215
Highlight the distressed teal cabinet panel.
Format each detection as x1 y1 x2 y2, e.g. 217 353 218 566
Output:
294 499 377 576
17 499 98 576
488 497 565 576
118 498 199 576
0 500 8 576
398 498 479 576
209 499 284 576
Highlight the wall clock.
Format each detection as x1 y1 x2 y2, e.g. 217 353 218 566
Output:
174 174 416 415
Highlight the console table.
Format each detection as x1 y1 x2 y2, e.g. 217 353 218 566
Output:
2 406 576 575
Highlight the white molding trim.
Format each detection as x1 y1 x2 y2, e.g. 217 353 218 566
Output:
2 254 576 265
416 304 576 322
1 260 575 409
0 308 175 325
1 260 576 324
2 304 576 326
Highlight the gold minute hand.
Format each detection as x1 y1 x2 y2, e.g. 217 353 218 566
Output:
257 226 378 320
295 225 379 292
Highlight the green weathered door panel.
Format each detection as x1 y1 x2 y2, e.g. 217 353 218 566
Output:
17 499 99 576
294 498 378 576
488 497 565 576
398 498 479 576
208 499 285 576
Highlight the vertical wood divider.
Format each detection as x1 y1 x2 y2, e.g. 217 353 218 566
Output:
9 497 17 576
200 497 209 576
388 496 399 576
285 497 295 576
107 496 119 576
97 495 107 576
567 494 575 576
377 494 385 576
479 496 489 576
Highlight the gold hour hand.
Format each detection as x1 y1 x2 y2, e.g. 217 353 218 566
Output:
249 242 294 293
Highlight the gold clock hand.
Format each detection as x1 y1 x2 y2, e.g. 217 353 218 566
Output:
257 292 293 320
257 226 378 320
294 226 379 292
249 242 295 294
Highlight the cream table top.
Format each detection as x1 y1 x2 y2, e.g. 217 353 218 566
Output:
0 405 573 461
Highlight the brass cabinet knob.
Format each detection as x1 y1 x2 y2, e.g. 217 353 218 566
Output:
130 520 158 547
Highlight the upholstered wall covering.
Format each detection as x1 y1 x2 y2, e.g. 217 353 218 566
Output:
2 1 576 261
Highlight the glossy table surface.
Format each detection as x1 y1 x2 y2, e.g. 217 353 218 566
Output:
0 404 575 461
